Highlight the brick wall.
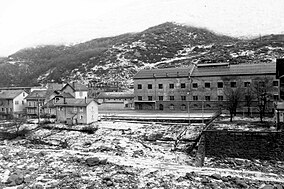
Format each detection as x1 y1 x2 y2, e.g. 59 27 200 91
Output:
203 130 284 160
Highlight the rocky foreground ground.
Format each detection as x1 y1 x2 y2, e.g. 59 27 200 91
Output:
0 120 284 189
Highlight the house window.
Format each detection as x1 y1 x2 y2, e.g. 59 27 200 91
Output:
73 107 77 113
170 96 174 101
15 101 19 105
218 96 223 101
217 82 223 88
181 96 186 101
80 115 83 119
231 82 237 88
192 83 198 88
158 84 163 89
181 104 186 111
169 84 174 89
138 96 142 101
79 107 83 112
205 96 211 101
181 83 186 88
244 82 251 87
205 82 210 88
193 96 198 101
169 104 174 110
137 84 142 89
158 96 163 101
148 84 152 89
1 108 4 112
148 96 152 101
22 101 24 105
273 81 279 87
23 93 25 97
274 94 279 101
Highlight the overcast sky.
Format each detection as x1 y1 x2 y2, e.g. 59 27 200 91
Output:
0 0 284 56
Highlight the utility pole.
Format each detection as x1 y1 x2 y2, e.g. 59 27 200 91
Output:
36 93 40 125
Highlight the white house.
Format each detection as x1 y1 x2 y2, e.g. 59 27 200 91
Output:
0 90 28 119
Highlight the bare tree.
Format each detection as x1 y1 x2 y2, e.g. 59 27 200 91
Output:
252 78 272 122
224 86 243 122
244 86 254 117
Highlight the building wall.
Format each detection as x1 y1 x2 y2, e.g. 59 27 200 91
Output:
13 92 28 113
86 101 98 123
26 99 45 116
133 74 279 112
56 106 87 124
134 77 190 110
190 74 279 112
74 91 88 99
203 130 284 161
0 99 13 117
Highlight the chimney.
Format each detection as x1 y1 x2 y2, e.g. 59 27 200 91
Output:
72 82 75 89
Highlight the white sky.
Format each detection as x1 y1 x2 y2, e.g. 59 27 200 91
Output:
0 0 284 56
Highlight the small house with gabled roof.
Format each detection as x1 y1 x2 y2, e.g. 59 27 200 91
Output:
55 98 98 124
0 90 28 119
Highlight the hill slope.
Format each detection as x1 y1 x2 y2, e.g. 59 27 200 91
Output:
1 22 284 88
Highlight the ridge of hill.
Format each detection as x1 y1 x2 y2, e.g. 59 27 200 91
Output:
1 22 284 88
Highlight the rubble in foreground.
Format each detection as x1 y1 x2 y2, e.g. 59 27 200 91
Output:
0 121 283 189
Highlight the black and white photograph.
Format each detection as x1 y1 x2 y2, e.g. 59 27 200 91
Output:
0 0 284 188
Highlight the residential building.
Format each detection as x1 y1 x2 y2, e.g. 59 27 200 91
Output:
96 91 134 110
133 63 278 113
55 98 98 124
0 90 28 119
42 92 74 117
25 90 48 118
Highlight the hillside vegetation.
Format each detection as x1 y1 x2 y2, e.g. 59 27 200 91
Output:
1 22 284 88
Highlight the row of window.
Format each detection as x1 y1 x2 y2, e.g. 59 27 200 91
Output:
58 107 84 112
1 108 12 112
137 81 279 90
161 104 213 110
138 83 186 90
138 94 279 101
138 95 220 101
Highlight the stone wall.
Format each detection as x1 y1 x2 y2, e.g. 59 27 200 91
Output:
203 130 284 161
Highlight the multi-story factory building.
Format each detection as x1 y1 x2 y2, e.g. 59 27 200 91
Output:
133 62 279 113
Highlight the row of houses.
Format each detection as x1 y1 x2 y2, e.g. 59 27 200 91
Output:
0 83 99 124
133 62 283 113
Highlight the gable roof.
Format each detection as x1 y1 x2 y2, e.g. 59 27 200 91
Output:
96 91 134 99
191 63 276 77
62 82 88 91
55 98 96 107
133 66 194 79
0 90 24 99
25 90 48 99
